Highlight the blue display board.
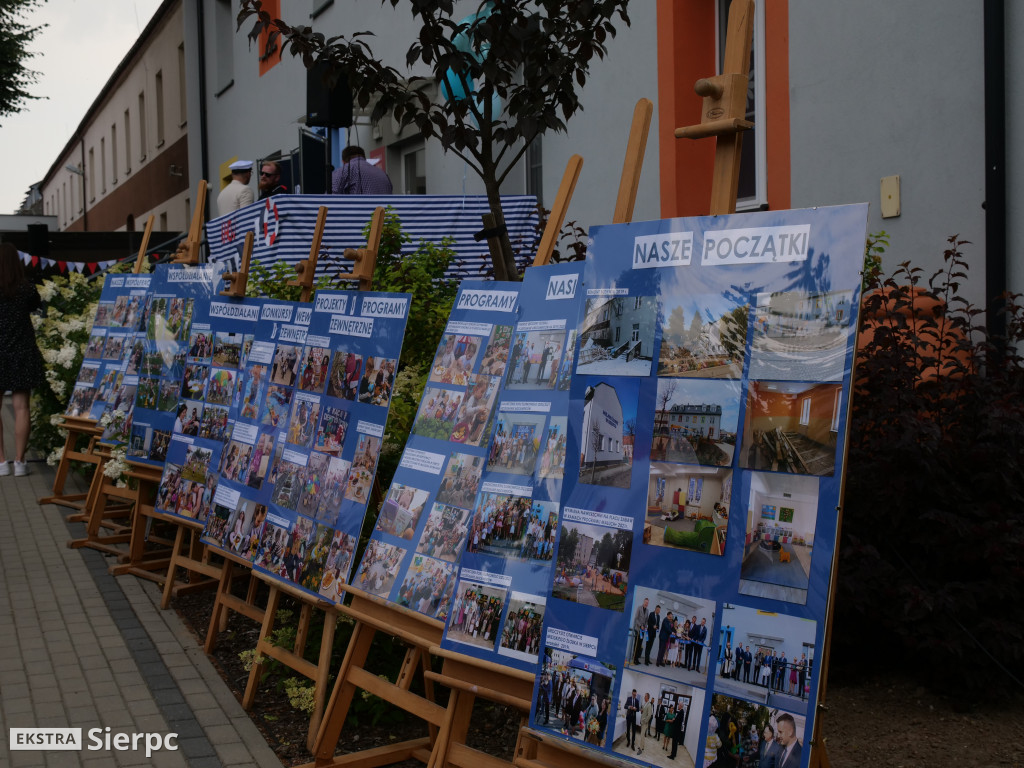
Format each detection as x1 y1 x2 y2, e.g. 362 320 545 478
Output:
152 295 265 526
127 263 225 469
437 263 583 673
351 281 522 628
67 273 152 421
530 205 868 768
200 291 410 604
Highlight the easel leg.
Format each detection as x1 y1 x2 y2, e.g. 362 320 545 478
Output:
243 585 282 710
307 612 338 752
313 620 377 761
160 526 188 609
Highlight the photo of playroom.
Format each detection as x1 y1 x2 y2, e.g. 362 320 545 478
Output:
739 473 819 605
611 669 705 768
739 380 842 476
645 463 731 556
714 603 816 717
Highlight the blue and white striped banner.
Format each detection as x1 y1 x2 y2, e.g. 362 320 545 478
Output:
206 194 539 280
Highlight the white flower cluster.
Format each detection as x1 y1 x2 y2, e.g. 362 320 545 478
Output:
37 280 58 302
47 446 64 467
103 447 130 483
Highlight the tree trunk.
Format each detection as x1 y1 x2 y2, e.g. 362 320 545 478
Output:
483 176 520 281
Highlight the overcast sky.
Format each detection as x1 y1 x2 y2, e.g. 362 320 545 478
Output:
0 0 163 214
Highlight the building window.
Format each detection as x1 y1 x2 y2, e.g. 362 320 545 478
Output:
124 110 132 173
155 71 165 146
634 296 642 310
88 148 95 202
717 0 766 210
138 92 147 162
214 0 235 92
111 124 118 183
525 136 542 207
100 138 107 194
159 212 168 230
800 396 811 426
615 326 620 343
831 390 842 432
178 43 187 125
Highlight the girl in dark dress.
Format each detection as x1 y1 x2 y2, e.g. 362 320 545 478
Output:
0 243 46 477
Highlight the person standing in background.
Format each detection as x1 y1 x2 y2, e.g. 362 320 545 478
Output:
216 160 254 215
332 146 393 195
0 243 46 477
258 160 289 199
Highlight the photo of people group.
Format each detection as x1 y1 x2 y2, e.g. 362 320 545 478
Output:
446 579 508 651
537 646 615 747
625 586 716 689
707 693 806 768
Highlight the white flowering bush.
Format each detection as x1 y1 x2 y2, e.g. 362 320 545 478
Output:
30 271 108 455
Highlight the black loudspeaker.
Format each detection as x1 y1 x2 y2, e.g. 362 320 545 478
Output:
306 62 353 128
27 223 49 256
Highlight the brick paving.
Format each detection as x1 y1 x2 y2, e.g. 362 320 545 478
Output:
0 403 281 768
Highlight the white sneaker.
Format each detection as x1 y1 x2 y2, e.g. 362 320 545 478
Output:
13 461 29 477
0 461 9 476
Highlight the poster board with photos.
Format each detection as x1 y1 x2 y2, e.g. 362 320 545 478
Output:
201 291 410 604
437 263 583 673
67 272 152 422
127 263 225 469
152 296 265 526
351 280 522 633
530 204 868 768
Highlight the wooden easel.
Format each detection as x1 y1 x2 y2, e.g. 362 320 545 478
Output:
66 440 137 557
172 181 209 265
44 216 155 517
290 206 329 302
108 462 177 583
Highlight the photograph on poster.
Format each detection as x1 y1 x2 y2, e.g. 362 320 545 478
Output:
487 412 546 475
357 357 396 407
298 522 335 592
269 457 304 511
156 380 179 411
66 385 98 418
261 384 293 427
240 364 267 419
128 426 170 462
345 434 381 503
651 379 741 467
220 439 254 484
286 396 321 449
238 505 268 561
326 350 362 400
749 288 855 383
187 330 212 360
469 495 558 562
451 374 501 446
172 400 204 436
353 538 406 598
319 531 356 602
555 329 578 392
85 331 106 358
77 366 100 386
311 455 351 522
645 464 731 555
479 324 513 376
212 330 246 366
714 603 816 716
313 406 350 455
739 381 842 476
205 369 237 406
295 452 330 519
552 519 631 611
269 343 300 386
253 519 290 571
435 452 484 510
537 416 568 479
498 593 546 662
739 473 819 605
539 647 615 745
412 385 465 442
446 580 508 651
221 499 262 556
102 335 126 361
416 503 471 562
577 296 658 376
199 404 230 443
375 484 430 539
505 328 564 389
396 554 457 618
658 293 748 379
297 345 331 393
126 340 145 374
624 586 716 687
95 302 114 328
708 692 807 768
579 378 639 489
430 332 484 386
612 670 705 766
181 363 209 399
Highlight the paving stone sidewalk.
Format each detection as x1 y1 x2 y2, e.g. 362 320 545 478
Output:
0 405 282 768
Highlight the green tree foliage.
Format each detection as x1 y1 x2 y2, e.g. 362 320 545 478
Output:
237 0 630 279
0 0 44 125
